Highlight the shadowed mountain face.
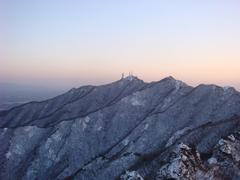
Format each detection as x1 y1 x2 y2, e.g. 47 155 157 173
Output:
0 76 240 180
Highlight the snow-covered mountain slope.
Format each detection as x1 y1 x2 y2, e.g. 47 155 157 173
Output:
0 76 240 180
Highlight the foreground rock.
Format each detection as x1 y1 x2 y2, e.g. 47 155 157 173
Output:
121 171 144 180
156 143 203 180
125 132 240 180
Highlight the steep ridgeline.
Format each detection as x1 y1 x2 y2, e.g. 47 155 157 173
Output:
0 76 240 180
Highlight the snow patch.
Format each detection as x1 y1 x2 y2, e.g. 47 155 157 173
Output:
177 143 191 151
227 134 236 142
208 157 217 164
1 128 8 136
45 138 53 149
97 126 102 131
85 116 90 123
52 131 62 142
144 123 149 130
218 139 232 154
131 97 143 106
24 126 38 138
82 116 90 130
13 144 25 155
5 152 11 159
161 97 172 110
130 93 144 106
121 171 144 180
123 93 144 106
174 80 184 90
45 148 57 161
123 139 129 146
166 127 191 147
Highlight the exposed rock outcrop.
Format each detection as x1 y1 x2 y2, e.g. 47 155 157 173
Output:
155 132 240 180
156 143 203 180
121 171 144 180
205 132 240 179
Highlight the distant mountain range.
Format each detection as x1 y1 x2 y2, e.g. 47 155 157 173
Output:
0 76 240 180
0 83 64 110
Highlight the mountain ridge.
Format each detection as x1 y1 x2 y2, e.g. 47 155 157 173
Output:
2 75 238 112
0 76 240 179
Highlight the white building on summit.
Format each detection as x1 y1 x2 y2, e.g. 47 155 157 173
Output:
121 72 136 81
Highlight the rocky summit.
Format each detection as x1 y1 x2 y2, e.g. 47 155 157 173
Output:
0 76 240 180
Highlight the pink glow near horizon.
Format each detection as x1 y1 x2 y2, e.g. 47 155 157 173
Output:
1 0 240 90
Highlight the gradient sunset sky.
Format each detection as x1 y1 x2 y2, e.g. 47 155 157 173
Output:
1 0 240 89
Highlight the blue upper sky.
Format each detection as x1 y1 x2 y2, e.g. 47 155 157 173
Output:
1 0 240 89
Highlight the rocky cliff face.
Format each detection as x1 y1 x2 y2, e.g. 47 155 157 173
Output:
0 76 240 180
